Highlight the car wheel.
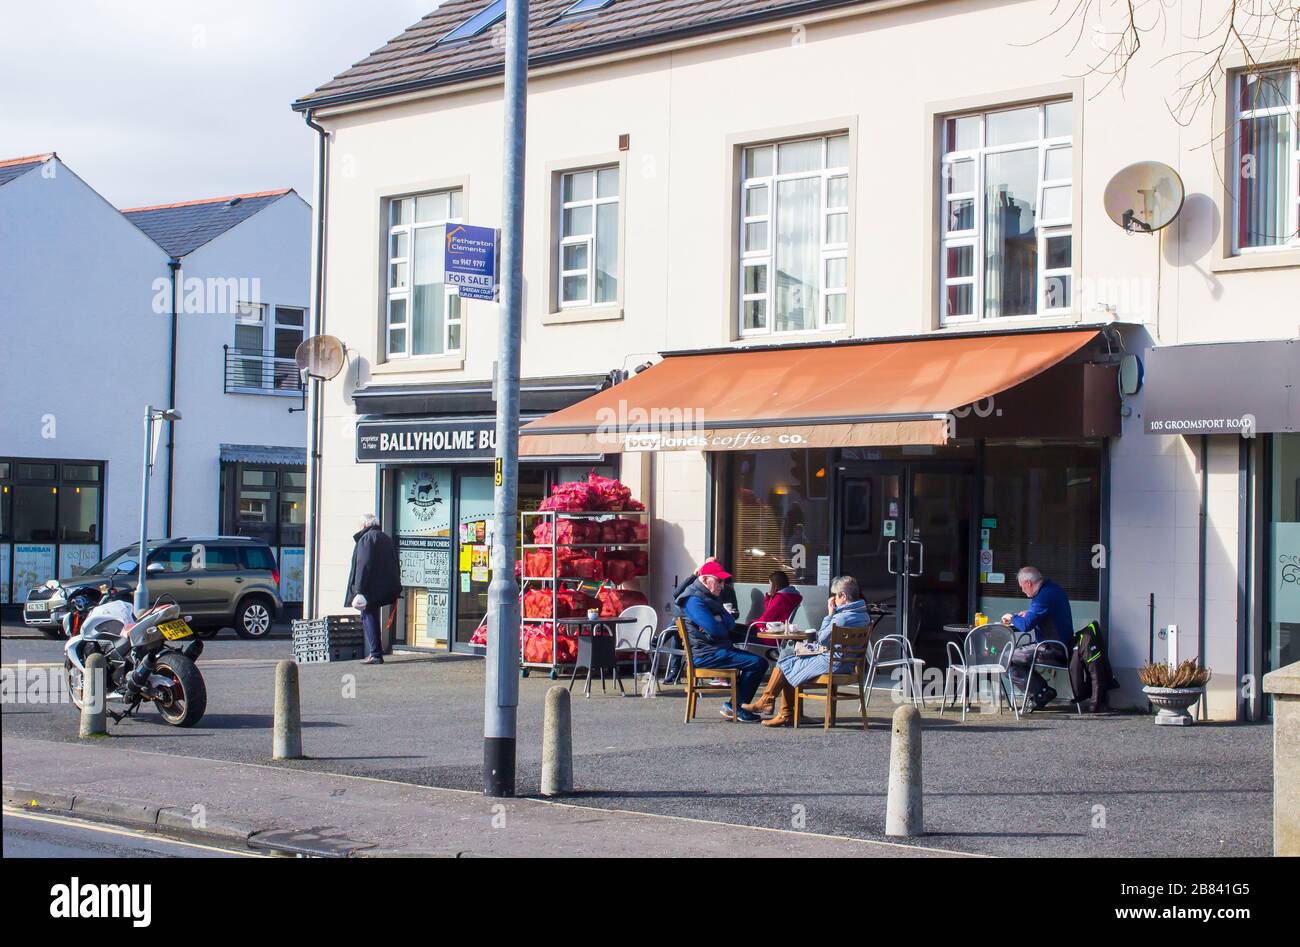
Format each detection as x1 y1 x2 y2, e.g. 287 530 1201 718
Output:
233 597 273 639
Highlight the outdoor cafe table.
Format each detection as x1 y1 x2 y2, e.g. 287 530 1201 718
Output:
554 616 638 698
943 623 1036 711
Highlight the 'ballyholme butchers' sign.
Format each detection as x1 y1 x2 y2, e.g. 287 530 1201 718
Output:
357 420 497 463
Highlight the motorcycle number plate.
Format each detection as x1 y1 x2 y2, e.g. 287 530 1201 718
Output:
158 619 193 640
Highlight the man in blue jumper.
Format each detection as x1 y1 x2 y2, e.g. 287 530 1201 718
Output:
1001 565 1074 711
677 560 769 722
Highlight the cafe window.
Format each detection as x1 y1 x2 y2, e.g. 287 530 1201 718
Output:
979 441 1101 618
728 449 832 586
1266 433 1300 679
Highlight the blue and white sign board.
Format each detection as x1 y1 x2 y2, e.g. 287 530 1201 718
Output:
444 225 498 301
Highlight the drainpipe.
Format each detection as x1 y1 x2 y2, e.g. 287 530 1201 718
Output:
1197 435 1208 721
164 256 180 536
302 110 330 620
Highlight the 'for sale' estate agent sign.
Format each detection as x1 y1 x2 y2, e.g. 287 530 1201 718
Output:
444 225 498 301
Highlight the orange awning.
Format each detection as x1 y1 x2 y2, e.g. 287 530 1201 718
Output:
520 329 1102 455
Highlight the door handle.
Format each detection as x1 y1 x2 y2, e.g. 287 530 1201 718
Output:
185 578 195 585
235 577 244 584
886 540 899 575
909 540 924 577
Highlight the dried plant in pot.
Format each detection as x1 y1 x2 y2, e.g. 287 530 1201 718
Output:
1139 660 1211 726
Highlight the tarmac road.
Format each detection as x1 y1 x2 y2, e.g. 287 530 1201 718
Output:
0 630 1274 857
2 808 259 858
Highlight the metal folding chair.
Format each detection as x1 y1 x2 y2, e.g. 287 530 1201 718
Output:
614 604 658 685
940 625 1020 721
1018 638 1082 715
644 620 686 698
863 634 925 708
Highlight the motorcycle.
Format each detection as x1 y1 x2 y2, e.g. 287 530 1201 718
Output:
61 566 207 728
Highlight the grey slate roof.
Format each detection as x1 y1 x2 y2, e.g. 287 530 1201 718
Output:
294 0 871 110
121 189 294 258
219 444 307 466
0 153 55 187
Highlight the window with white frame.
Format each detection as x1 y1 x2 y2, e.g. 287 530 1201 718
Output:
558 166 619 308
739 134 849 335
232 302 266 389
941 100 1073 323
230 302 305 391
1232 66 1299 253
386 190 464 359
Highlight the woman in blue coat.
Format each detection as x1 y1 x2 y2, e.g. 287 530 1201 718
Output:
743 575 869 727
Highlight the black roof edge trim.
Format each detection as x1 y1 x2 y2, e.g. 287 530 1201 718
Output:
291 0 873 113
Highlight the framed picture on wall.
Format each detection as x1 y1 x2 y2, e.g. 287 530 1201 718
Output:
843 479 872 534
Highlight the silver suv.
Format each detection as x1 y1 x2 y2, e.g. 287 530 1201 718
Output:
23 536 284 640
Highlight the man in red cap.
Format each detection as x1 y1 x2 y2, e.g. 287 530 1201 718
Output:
675 559 769 721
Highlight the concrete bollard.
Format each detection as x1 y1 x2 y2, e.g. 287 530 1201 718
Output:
885 704 923 837
540 686 573 796
273 659 303 760
79 652 107 738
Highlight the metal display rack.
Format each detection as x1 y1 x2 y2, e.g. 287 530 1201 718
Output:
519 509 650 678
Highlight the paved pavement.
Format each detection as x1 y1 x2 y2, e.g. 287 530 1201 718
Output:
3 737 956 857
1 636 1273 857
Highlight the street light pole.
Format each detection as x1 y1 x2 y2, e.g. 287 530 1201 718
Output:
134 405 155 616
134 405 180 616
483 0 528 798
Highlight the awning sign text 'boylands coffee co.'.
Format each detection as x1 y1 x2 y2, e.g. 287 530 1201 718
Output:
357 420 497 463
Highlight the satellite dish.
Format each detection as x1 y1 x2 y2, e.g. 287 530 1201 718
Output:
295 335 347 381
1118 353 1144 396
1104 161 1185 234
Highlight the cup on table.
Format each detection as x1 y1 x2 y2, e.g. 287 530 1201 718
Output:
586 608 600 621
975 612 988 626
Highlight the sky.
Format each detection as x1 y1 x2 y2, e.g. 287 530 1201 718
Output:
0 0 437 208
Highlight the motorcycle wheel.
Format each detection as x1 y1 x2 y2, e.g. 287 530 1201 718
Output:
64 660 86 712
152 653 207 727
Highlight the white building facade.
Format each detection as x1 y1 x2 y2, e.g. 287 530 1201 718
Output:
295 0 1298 720
0 154 311 609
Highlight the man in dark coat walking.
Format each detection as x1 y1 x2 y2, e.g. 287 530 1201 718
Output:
346 514 402 664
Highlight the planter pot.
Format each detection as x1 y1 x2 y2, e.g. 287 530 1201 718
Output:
1143 686 1204 726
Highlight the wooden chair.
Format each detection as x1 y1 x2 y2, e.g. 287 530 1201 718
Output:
792 624 873 730
678 618 739 723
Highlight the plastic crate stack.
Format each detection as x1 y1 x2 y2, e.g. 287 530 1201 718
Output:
292 615 366 664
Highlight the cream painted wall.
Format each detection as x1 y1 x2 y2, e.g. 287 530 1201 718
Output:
309 0 1297 700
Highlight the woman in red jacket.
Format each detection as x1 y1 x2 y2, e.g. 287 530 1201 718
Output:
749 570 803 646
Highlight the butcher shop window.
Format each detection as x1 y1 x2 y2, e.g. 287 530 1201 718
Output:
558 166 620 309
385 190 464 359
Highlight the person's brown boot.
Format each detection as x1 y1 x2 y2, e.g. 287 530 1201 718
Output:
762 685 794 727
743 667 786 715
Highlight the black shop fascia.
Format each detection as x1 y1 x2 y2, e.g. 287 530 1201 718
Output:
351 374 620 653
